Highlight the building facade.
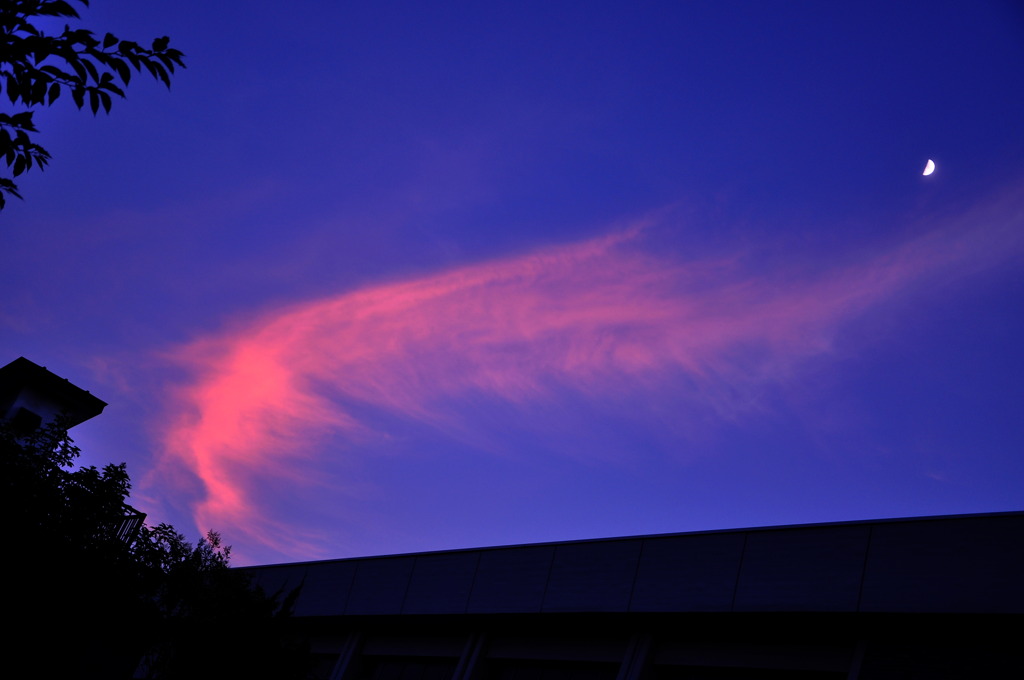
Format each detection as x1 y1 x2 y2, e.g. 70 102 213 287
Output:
0 356 106 433
247 511 1024 679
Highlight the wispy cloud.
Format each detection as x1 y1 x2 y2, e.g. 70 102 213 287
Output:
148 188 1024 561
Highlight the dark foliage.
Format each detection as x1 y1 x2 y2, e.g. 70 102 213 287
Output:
1 419 310 679
136 529 311 680
0 0 185 209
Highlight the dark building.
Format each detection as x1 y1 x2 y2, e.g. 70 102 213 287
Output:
0 356 106 433
247 511 1024 679
1 356 145 540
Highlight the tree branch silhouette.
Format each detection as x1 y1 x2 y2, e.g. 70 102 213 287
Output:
0 0 185 209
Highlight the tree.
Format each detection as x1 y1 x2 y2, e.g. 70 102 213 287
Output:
2 418 156 676
0 419 310 679
0 416 140 567
135 529 309 680
0 0 184 210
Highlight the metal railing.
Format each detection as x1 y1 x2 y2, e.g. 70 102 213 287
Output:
114 504 147 544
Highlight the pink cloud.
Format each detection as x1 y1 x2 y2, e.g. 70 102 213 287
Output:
148 188 1024 560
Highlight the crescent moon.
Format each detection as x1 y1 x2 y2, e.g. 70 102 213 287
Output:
923 159 935 176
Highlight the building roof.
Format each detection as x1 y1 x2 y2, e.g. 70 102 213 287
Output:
0 357 107 429
246 511 1024 617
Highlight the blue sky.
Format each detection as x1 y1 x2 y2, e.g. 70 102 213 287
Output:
3 1 1023 565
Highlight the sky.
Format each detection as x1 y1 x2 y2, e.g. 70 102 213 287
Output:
3 1 1023 566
